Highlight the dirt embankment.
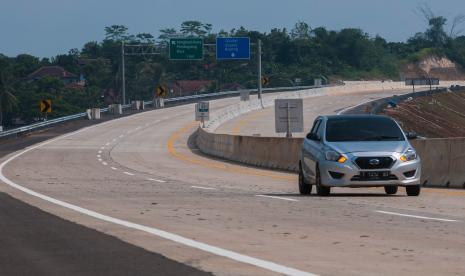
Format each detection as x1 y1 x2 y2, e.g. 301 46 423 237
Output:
381 90 465 138
401 55 465 81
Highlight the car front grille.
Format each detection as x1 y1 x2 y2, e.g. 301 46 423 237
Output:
355 157 394 169
351 174 398 181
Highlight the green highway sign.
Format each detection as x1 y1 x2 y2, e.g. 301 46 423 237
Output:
169 38 203 60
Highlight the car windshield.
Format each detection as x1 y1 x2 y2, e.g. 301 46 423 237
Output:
325 117 405 142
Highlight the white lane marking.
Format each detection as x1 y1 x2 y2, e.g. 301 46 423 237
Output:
123 172 135 176
102 162 108 166
112 138 117 142
98 150 102 154
255 195 298 202
98 158 103 162
337 98 380 115
97 155 101 158
376 210 460 222
119 135 124 138
111 167 118 170
191 186 217 190
0 111 316 276
147 178 166 183
100 147 104 150
105 143 110 146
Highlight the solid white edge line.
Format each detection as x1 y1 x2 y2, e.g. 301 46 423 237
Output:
191 186 217 190
376 210 460 222
0 110 316 276
255 195 298 202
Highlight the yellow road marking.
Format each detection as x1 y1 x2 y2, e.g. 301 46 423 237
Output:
166 123 465 196
166 122 295 181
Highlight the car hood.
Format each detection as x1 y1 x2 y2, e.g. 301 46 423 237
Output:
326 141 409 154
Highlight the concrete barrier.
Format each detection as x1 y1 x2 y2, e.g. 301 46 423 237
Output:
109 104 123 115
196 81 465 189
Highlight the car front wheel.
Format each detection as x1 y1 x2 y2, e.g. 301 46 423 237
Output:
384 185 398 195
406 185 421 196
315 166 331 196
299 164 312 195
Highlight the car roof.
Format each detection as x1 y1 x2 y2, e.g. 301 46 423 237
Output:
322 114 394 121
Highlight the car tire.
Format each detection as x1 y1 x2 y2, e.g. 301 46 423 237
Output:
384 186 398 195
406 185 421 196
299 164 312 195
315 166 331 196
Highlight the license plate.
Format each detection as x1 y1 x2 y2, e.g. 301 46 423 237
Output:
361 171 390 179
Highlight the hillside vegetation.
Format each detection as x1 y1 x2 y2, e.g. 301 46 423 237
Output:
1 10 465 127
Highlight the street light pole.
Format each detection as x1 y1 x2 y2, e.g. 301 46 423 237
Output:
257 39 262 101
121 41 126 105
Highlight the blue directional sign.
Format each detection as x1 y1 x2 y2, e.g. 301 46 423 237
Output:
216 37 250 60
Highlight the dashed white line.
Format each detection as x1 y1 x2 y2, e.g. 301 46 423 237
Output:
97 155 101 158
147 178 166 183
112 138 117 142
255 195 298 202
376 210 460 222
191 186 217 190
105 143 110 146
102 162 108 166
110 167 118 170
98 158 103 162
98 150 102 154
119 135 124 138
123 172 135 176
100 147 105 150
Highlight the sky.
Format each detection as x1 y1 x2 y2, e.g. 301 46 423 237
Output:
1 0 465 58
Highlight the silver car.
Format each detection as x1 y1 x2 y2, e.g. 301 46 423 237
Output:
299 115 421 196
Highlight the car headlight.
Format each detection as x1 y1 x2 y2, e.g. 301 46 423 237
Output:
400 148 417 162
325 150 347 163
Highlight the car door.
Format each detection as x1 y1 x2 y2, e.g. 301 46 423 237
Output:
302 119 322 181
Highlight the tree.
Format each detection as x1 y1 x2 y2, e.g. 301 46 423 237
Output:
291 22 311 40
180 21 211 37
104 25 129 41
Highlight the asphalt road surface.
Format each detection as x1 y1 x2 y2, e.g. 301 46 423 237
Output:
1 90 465 275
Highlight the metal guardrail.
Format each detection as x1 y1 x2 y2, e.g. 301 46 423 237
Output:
0 85 319 139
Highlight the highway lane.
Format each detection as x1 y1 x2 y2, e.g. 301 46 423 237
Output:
1 90 465 275
215 88 414 137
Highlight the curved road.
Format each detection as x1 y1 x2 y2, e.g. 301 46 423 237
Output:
1 90 465 275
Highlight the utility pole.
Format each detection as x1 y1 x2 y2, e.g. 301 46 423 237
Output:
121 41 126 105
257 39 262 101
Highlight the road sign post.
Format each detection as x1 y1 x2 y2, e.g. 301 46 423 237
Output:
257 39 262 102
170 38 203 60
274 99 303 137
216 37 250 60
195 101 210 128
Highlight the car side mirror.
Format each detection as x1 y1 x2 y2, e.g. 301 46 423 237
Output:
306 133 321 141
406 132 418 140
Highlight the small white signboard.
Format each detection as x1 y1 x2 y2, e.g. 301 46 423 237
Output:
240 90 250 101
195 101 210 122
275 99 304 136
